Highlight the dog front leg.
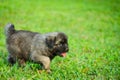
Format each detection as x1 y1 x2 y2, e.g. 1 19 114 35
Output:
30 54 51 73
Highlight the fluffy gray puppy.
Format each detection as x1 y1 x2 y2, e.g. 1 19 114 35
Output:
5 23 69 72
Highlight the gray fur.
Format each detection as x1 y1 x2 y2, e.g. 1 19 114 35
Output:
5 23 69 73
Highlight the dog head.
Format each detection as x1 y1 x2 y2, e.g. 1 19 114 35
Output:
46 32 69 57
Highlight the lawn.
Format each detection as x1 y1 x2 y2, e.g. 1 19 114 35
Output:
0 0 120 79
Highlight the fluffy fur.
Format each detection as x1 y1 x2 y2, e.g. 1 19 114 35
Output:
5 23 69 72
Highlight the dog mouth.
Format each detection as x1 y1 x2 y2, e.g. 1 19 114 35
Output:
60 52 66 57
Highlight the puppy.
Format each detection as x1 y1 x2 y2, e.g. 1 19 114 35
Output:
5 23 69 72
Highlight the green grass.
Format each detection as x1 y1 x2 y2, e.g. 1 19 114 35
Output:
0 0 120 79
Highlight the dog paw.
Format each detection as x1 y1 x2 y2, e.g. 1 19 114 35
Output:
18 59 26 67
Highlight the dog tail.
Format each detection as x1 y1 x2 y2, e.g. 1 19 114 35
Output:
4 23 15 37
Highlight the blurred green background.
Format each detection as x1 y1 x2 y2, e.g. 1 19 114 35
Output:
0 0 120 79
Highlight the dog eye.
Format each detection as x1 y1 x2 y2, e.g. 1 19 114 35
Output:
60 41 64 44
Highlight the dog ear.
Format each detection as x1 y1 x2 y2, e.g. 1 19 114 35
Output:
46 36 56 48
